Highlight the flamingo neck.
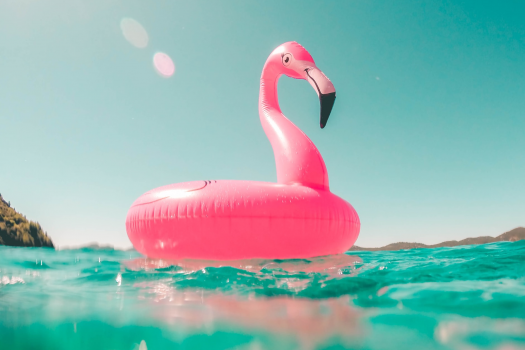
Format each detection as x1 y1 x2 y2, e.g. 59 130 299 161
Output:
259 64 329 190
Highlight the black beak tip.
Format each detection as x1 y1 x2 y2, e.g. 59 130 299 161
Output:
319 92 336 129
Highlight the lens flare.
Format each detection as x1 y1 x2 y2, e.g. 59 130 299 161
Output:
153 52 175 77
120 18 149 49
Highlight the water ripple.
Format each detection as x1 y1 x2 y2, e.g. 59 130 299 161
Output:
0 241 524 349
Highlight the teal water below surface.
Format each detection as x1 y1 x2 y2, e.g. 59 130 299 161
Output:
1 242 524 350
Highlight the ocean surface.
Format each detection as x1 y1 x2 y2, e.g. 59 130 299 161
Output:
1 241 524 350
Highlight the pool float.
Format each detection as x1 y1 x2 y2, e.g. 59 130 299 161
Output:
126 42 360 260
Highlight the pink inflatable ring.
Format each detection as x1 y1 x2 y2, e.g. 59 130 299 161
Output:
126 42 360 260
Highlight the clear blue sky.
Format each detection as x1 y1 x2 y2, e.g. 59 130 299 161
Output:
1 1 523 248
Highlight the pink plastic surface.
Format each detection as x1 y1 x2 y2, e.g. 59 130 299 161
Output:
126 42 360 260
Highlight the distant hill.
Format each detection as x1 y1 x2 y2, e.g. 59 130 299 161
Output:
0 194 54 248
57 243 118 251
57 243 135 251
350 227 525 252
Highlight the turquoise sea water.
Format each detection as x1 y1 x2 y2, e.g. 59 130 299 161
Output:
1 242 524 350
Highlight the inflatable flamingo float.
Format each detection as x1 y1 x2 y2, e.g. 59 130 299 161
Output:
126 42 360 260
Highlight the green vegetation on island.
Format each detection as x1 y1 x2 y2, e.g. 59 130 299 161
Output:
0 194 54 248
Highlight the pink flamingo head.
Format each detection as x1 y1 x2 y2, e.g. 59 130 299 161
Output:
264 41 336 128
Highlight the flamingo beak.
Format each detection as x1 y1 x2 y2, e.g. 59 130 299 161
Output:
305 68 336 129
319 92 336 129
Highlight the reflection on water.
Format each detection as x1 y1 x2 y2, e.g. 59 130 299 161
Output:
125 253 362 275
138 290 361 349
127 255 364 349
0 241 525 349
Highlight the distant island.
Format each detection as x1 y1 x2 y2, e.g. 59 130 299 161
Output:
57 243 124 251
0 194 54 248
350 227 525 251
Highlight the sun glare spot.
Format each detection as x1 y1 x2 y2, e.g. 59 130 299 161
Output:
120 18 149 49
163 189 190 199
153 52 175 78
272 45 285 55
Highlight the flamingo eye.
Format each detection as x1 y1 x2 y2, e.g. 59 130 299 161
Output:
282 53 292 67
